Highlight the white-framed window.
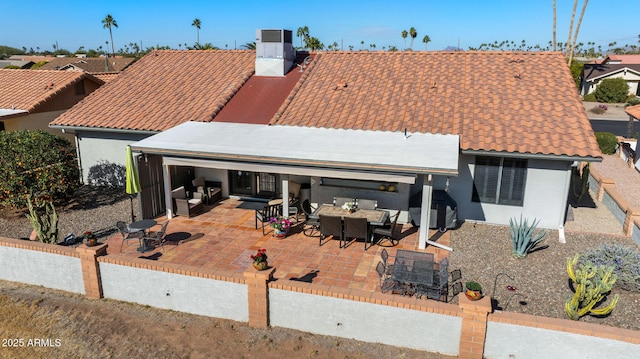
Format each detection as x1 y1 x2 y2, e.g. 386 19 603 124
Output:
472 156 527 206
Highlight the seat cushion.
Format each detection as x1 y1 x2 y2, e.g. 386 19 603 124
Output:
188 198 202 206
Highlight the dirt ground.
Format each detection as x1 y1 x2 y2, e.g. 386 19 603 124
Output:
0 280 453 359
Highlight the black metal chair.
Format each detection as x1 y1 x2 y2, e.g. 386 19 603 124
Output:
301 199 319 237
373 211 402 246
116 221 143 253
380 248 394 275
343 216 372 250
375 261 405 295
255 203 282 235
144 221 169 251
319 214 343 247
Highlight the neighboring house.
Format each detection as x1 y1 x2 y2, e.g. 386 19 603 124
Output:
595 54 640 65
39 57 135 74
0 69 104 143
581 63 640 97
0 60 34 69
51 31 601 248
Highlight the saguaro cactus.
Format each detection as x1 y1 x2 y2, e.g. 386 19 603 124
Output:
25 193 59 244
565 254 619 320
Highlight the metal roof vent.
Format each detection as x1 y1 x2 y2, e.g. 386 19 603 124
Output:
255 29 295 77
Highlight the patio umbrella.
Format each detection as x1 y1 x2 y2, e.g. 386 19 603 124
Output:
125 145 141 222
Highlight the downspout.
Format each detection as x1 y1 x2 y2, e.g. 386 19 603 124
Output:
559 162 574 243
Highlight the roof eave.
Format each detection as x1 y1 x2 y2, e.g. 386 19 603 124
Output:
461 149 602 162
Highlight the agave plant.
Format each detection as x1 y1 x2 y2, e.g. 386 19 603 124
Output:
509 215 546 258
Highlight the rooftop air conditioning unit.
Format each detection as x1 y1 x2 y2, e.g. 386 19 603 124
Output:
255 29 295 77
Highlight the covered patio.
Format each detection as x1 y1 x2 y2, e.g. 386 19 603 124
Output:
103 197 452 293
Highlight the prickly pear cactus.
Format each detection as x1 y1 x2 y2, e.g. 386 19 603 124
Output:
565 254 619 320
25 193 59 244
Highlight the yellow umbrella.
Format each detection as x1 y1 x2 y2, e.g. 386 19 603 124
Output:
125 145 141 222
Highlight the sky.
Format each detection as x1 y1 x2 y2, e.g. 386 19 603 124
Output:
2 1 638 53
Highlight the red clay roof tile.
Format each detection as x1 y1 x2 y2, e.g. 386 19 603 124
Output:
51 50 255 132
0 69 95 112
272 51 601 159
627 105 640 120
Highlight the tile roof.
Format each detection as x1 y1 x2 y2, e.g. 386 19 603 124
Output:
51 50 256 132
39 57 136 73
583 63 640 81
626 104 640 119
0 69 99 112
271 51 601 159
602 54 640 64
91 72 120 82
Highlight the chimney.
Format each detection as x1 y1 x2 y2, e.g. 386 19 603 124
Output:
255 29 295 77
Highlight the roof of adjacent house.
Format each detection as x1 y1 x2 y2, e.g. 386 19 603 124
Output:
582 63 640 81
0 69 102 112
39 57 136 73
51 50 256 132
626 104 640 119
598 54 640 64
272 51 601 159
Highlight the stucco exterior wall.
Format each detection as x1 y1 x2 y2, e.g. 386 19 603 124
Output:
99 263 248 322
447 154 572 229
269 289 461 355
0 245 84 294
484 321 640 359
75 130 151 183
3 110 76 144
584 70 640 95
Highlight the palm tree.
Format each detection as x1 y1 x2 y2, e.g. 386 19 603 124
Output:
296 26 309 49
360 40 364 51
192 18 202 44
242 42 256 50
568 0 589 65
401 30 408 50
409 27 417 50
553 0 557 51
564 0 578 56
422 35 431 50
102 14 118 56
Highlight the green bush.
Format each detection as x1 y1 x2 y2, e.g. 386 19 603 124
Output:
595 132 618 154
627 96 640 107
582 92 597 102
0 130 80 208
580 244 640 292
594 78 630 103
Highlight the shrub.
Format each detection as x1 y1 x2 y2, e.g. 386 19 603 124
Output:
0 130 80 208
594 132 618 154
627 96 640 107
582 92 597 102
580 244 640 292
594 78 630 103
509 215 547 258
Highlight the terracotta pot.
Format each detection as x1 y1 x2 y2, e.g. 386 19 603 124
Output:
86 239 98 247
465 289 482 301
273 228 288 238
253 261 268 271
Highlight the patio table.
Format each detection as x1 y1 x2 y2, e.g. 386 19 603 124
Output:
391 249 436 290
309 204 388 226
129 219 157 252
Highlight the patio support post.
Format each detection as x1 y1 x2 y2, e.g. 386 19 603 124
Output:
244 266 275 328
76 243 108 299
163 162 173 219
281 175 289 217
418 174 433 249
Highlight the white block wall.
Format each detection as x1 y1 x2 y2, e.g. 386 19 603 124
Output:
0 246 84 294
484 322 640 359
269 289 461 355
99 263 248 322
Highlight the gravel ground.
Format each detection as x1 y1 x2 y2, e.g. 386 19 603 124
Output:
1 155 639 332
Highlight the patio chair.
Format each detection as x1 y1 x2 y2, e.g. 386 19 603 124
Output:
343 216 373 250
356 199 377 210
333 196 354 207
380 248 394 275
423 269 450 302
116 221 144 252
301 199 319 237
372 211 402 246
144 221 169 251
319 214 343 247
171 186 204 218
191 177 222 204
255 203 282 235
376 261 405 295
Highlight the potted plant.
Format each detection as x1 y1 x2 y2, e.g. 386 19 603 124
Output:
465 281 483 301
269 216 292 238
251 248 268 270
83 231 98 247
341 201 356 213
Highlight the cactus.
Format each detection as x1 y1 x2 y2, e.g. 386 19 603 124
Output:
25 193 59 244
565 254 620 321
571 163 590 203
509 215 546 258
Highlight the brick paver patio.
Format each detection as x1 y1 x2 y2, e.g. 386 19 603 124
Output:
104 198 451 293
